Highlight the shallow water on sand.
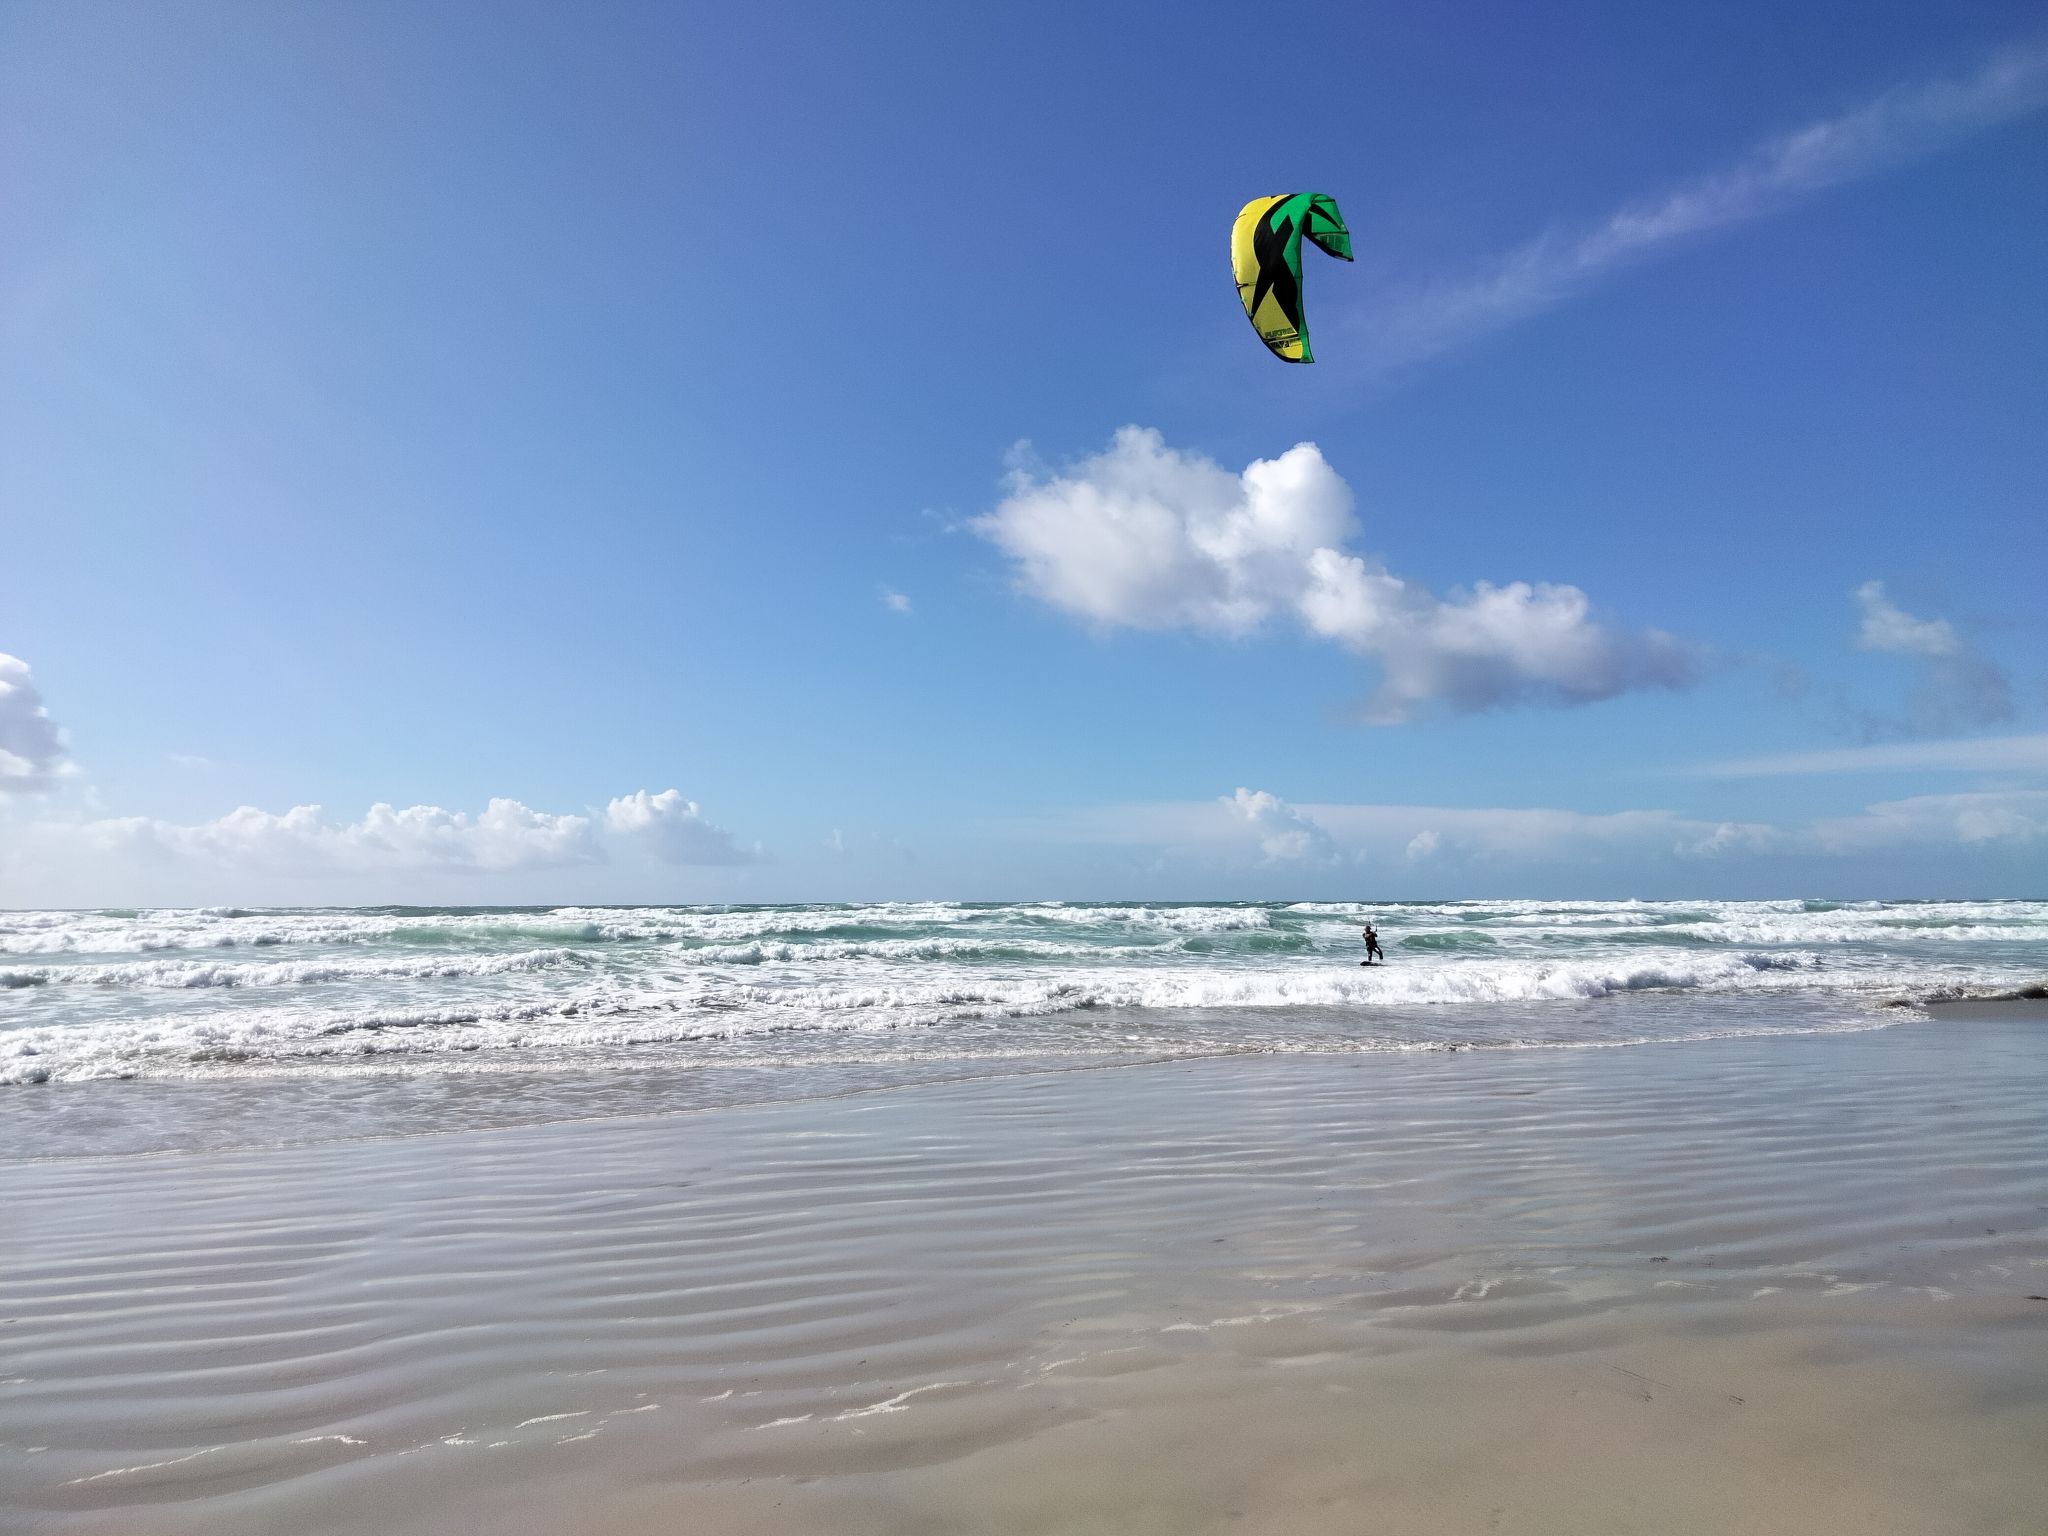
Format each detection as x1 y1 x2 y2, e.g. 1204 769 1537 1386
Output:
5 1016 2046 1535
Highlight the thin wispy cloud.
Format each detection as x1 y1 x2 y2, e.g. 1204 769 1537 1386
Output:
1687 732 2048 779
1019 785 2048 863
1355 38 2048 373
1851 581 2012 735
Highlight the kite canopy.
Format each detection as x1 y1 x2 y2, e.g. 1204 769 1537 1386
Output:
1231 193 1353 363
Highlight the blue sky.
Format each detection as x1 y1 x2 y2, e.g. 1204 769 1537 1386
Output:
2 0 2044 903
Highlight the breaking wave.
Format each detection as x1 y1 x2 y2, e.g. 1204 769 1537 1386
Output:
4 898 2042 1086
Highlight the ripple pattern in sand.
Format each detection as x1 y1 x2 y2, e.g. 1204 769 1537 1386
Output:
5 1024 2048 1534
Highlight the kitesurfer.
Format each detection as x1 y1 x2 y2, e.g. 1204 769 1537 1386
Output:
1360 923 1384 966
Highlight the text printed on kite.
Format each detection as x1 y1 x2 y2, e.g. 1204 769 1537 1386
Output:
1231 193 1353 363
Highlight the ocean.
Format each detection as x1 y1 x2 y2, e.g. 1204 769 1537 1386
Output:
5 898 2043 1157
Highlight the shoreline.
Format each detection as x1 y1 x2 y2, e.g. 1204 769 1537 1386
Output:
6 1017 2046 1534
2 993 1955 1163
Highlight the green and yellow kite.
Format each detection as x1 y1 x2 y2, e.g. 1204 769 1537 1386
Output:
1231 193 1352 363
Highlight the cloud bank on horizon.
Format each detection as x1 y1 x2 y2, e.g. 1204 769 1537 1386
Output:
10 774 2041 906
4 564 2036 902
974 428 1694 723
3 789 762 903
1032 782 2048 869
1351 37 2048 374
65 799 605 874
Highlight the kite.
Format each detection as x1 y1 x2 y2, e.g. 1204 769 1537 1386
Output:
1231 194 1352 363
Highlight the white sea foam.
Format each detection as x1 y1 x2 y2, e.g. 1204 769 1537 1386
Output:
0 901 1284 954
1017 905 1274 932
665 935 1177 966
5 899 2042 1086
1 948 586 989
0 948 1895 1084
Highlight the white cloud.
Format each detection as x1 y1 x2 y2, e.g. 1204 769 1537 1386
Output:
1812 790 2048 853
881 588 913 614
67 798 600 874
1855 580 1961 657
1030 783 2048 866
1677 821 1785 859
1355 39 2048 373
2 787 769 901
605 788 761 865
1034 796 1767 864
974 428 1692 722
977 428 1355 634
1301 552 1695 722
0 653 73 793
1689 731 2048 778
1225 787 1341 863
1312 803 1781 863
1852 581 2012 732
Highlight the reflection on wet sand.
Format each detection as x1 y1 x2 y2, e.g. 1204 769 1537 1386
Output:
5 1016 2046 1535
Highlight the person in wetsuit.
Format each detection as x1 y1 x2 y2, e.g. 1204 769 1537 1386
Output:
1361 923 1384 965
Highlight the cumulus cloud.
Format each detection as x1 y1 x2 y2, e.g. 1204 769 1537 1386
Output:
1225 788 1341 863
1354 38 2048 374
72 799 600 874
974 428 1692 722
0 654 73 793
881 588 913 614
1853 581 2012 732
3 788 768 900
605 788 761 865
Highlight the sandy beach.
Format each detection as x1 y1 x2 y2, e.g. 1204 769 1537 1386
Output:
6 1006 2046 1536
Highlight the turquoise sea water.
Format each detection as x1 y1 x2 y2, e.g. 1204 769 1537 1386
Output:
7 896 2044 1078
4 898 2042 1155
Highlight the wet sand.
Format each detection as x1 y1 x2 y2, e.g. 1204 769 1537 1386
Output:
6 1015 2047 1535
